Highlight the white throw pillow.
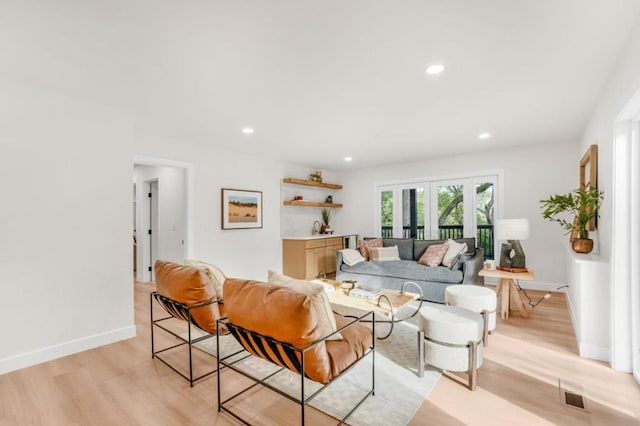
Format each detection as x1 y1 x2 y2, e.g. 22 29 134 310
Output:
185 259 226 300
442 240 468 268
369 246 401 262
341 248 366 266
267 270 342 340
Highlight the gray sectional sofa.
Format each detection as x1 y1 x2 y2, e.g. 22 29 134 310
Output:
335 237 485 303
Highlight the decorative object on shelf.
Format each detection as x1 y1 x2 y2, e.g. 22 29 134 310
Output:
293 195 303 201
309 170 323 183
325 195 333 204
539 184 604 254
281 177 343 207
320 208 332 234
221 188 263 230
495 218 530 272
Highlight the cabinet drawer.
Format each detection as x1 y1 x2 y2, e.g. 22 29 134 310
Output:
305 239 326 249
325 237 343 247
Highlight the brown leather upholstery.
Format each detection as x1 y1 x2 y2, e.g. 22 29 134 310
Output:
224 278 372 384
154 260 223 333
326 315 372 377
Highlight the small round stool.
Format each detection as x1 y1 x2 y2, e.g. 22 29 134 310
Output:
445 285 497 346
417 304 484 390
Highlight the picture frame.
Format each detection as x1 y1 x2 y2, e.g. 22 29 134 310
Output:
221 188 263 230
579 144 598 231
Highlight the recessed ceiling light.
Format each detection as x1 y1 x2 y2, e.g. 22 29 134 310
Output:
426 64 445 75
242 127 254 134
478 132 491 140
344 156 353 162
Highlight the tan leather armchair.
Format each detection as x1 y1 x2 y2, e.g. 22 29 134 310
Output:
216 278 375 425
151 260 226 386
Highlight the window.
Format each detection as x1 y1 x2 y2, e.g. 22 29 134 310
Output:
377 174 499 259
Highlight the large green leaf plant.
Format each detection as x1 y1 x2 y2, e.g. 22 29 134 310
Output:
539 184 604 239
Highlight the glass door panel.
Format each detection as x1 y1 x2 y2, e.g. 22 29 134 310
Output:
380 189 394 238
475 181 495 259
431 182 466 240
401 188 426 239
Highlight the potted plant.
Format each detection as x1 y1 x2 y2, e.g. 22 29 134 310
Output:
320 208 332 234
539 184 604 253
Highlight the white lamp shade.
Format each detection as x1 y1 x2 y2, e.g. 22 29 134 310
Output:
495 218 530 240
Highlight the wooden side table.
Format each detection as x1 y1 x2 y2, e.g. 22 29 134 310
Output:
478 268 534 320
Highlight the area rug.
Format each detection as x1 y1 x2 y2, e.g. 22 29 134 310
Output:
195 307 441 426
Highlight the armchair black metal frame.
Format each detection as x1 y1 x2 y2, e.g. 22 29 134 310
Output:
216 311 375 425
150 291 222 387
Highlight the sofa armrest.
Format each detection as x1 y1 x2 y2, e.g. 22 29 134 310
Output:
462 248 485 285
336 250 345 270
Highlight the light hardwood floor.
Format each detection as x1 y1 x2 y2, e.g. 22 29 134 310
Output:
1 282 639 425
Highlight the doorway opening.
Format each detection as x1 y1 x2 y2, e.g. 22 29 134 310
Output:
612 87 640 383
133 156 193 282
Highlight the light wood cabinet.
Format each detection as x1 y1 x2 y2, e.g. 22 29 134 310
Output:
282 237 344 280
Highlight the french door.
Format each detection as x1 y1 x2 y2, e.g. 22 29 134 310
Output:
377 175 498 259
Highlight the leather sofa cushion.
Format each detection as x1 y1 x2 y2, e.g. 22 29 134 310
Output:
268 271 342 340
326 314 372 377
185 259 226 300
154 260 222 333
224 278 331 383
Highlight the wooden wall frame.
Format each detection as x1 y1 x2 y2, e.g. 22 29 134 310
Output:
580 144 598 231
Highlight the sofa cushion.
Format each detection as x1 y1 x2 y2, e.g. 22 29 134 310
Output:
452 252 476 271
267 271 342 340
341 259 464 284
223 278 333 383
414 238 476 260
326 314 373 378
341 248 366 266
369 246 401 262
382 238 414 260
185 259 226 300
442 240 468 268
359 238 383 260
418 243 449 267
154 260 222 333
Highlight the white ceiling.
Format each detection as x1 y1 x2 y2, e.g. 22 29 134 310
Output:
2 1 640 170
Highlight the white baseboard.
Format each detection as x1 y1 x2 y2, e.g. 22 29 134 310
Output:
634 370 640 384
578 343 611 363
0 325 136 375
565 290 580 345
562 288 611 363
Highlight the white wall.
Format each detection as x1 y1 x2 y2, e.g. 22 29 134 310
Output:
339 141 578 287
280 167 343 237
133 133 314 281
133 164 186 280
0 84 135 374
574 15 640 363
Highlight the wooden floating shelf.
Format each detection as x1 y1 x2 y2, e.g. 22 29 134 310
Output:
282 178 343 190
283 201 344 208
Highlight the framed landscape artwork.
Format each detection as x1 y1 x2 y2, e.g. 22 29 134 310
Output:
221 188 263 229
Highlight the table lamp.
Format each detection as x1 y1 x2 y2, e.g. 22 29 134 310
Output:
496 218 530 271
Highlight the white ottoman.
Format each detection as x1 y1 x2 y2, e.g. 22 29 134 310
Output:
445 285 497 346
417 304 484 390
